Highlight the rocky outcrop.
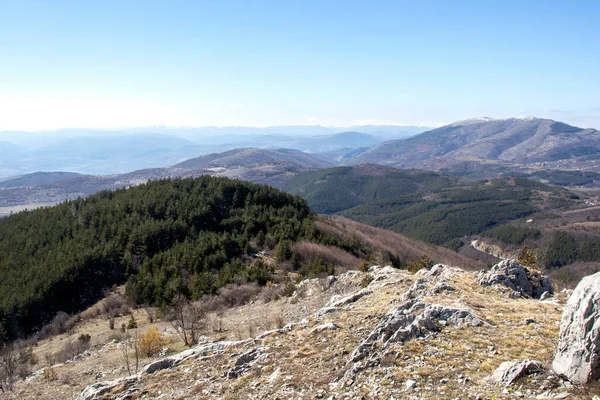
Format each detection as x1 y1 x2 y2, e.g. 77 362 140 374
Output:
491 360 544 386
350 299 486 364
226 347 265 379
76 377 138 400
553 271 600 384
477 259 553 299
76 341 241 400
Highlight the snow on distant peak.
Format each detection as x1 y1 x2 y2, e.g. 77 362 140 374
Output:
514 116 538 121
449 116 542 127
449 117 496 127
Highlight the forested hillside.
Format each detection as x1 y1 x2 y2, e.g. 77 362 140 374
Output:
287 166 578 249
0 177 312 339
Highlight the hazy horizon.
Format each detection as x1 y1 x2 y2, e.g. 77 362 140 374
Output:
1 1 599 131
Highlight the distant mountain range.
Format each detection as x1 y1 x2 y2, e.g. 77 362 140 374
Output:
345 117 600 174
3 117 600 214
0 126 427 178
0 148 332 211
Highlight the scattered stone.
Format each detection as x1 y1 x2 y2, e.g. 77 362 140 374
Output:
349 299 486 363
433 282 456 293
553 271 600 383
539 291 553 301
76 376 138 400
328 288 372 308
141 341 234 375
477 259 553 299
404 379 417 391
227 347 264 379
490 359 544 386
309 322 339 335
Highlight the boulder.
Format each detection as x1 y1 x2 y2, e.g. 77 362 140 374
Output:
309 322 339 335
477 259 553 299
226 347 264 379
553 271 600 383
350 299 485 363
76 376 138 400
491 360 544 386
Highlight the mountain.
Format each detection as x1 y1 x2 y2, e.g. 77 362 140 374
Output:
286 165 579 249
346 117 600 170
0 125 429 178
286 164 452 214
0 148 333 211
173 148 332 170
0 171 85 188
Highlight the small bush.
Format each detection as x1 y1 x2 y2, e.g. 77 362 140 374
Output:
358 260 370 272
47 334 92 364
127 315 137 330
137 327 169 357
280 281 296 298
405 254 434 273
361 275 374 288
102 293 131 319
43 367 57 382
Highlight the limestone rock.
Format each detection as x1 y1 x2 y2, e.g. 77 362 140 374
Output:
553 271 600 383
477 259 553 299
350 299 485 363
227 347 264 379
328 288 372 308
76 376 138 400
491 360 544 386
309 322 339 335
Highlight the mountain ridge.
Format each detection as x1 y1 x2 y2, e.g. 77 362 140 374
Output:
345 117 600 168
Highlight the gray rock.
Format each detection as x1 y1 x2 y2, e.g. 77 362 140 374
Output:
309 322 339 335
140 340 233 375
539 291 553 301
553 271 600 383
477 259 553 299
328 288 372 308
77 340 242 399
491 360 544 386
227 347 264 379
350 299 485 363
76 376 138 400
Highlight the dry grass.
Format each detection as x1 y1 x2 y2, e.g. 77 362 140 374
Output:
5 264 597 400
292 241 361 270
317 215 485 271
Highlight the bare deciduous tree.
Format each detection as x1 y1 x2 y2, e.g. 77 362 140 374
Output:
120 329 139 376
0 344 17 392
167 294 205 347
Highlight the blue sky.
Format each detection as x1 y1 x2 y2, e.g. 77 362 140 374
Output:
0 0 599 130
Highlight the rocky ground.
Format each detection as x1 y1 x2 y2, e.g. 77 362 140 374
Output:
4 262 600 400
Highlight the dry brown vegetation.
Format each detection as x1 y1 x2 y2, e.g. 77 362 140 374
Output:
292 241 361 271
318 215 484 270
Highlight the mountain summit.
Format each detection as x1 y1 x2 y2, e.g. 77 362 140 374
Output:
345 117 600 168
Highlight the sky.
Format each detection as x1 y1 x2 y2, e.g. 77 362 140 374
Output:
0 0 599 131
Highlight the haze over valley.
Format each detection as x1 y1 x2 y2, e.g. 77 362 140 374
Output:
3 1 600 399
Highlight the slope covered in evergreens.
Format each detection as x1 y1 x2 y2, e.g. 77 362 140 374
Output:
287 166 577 249
0 176 312 339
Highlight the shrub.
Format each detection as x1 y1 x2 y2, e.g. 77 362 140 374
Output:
137 327 169 357
280 281 296 298
405 254 434 273
101 293 131 319
298 259 334 279
127 315 137 330
361 275 374 288
358 260 370 272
